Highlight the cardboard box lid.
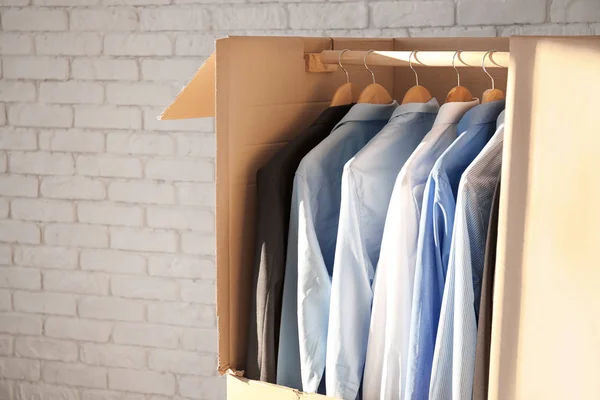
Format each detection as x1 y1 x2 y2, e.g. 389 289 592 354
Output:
159 52 215 120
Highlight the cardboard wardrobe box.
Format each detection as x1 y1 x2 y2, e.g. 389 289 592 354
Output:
161 35 600 399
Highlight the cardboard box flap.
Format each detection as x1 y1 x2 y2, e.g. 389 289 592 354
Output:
158 52 215 120
227 374 333 399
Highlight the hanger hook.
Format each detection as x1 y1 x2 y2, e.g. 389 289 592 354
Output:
453 50 462 87
482 50 497 90
364 49 376 84
409 50 419 87
338 49 350 84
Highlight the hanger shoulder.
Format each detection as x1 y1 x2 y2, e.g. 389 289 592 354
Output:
358 83 393 104
445 86 473 103
482 88 505 104
402 85 432 105
330 82 354 107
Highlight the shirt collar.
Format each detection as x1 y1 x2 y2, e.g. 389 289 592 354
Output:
389 97 440 121
457 99 506 133
433 99 479 126
333 101 399 129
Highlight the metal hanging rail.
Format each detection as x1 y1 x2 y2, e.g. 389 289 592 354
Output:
305 50 509 72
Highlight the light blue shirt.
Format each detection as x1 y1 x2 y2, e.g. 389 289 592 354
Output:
405 101 505 400
326 99 440 400
277 102 399 392
429 111 506 400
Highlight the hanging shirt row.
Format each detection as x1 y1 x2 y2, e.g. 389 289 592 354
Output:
246 97 506 400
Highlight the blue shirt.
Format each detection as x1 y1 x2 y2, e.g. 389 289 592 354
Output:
277 101 399 392
405 101 505 400
326 99 440 400
429 111 506 400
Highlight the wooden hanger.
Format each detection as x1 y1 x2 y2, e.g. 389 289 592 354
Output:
402 50 432 104
481 50 505 104
331 49 354 106
446 50 473 103
358 50 393 104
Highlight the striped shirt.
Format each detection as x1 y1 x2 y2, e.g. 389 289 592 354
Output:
429 111 505 400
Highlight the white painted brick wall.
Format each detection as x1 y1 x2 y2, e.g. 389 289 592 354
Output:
14 245 78 270
39 129 105 153
41 176 106 200
0 292 11 312
80 343 147 369
44 270 110 295
75 155 144 178
0 0 598 399
113 322 180 349
3 56 69 79
13 291 78 316
8 103 73 128
0 267 41 290
45 317 112 342
109 368 176 396
80 249 146 274
78 296 146 321
0 357 41 380
36 33 103 56
0 128 37 151
15 337 79 362
0 336 14 356
0 33 33 55
11 199 75 223
42 361 107 389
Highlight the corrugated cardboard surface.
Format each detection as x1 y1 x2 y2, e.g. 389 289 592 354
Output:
489 36 600 400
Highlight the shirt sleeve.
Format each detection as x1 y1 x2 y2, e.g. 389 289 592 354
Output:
325 165 372 400
429 185 478 400
295 173 332 393
452 188 483 400
405 176 436 400
435 178 456 278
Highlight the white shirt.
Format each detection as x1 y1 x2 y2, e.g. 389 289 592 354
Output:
363 100 478 400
